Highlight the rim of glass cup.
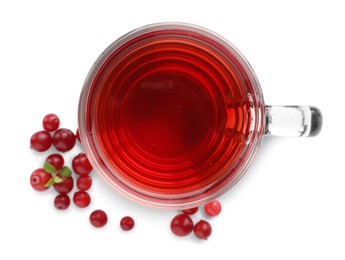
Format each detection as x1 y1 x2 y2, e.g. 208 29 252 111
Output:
78 22 265 209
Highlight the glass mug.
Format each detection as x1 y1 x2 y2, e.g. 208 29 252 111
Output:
78 23 322 209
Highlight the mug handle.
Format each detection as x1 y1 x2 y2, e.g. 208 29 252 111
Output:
264 106 322 137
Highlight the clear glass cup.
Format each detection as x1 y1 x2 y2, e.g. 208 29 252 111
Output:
78 23 322 209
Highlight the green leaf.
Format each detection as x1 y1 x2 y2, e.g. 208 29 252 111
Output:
43 162 56 174
44 177 55 187
54 176 63 184
60 166 72 177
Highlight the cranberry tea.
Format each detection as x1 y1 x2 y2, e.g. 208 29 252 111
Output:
80 24 260 204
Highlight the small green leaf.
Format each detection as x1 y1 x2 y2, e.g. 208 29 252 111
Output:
43 162 56 174
60 166 72 177
44 177 55 187
54 176 63 184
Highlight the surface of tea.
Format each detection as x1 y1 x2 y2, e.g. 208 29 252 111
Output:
87 29 253 196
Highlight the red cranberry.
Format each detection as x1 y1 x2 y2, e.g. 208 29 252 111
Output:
53 176 74 194
43 113 60 132
120 216 135 231
90 210 108 228
45 153 64 171
194 220 212 240
73 191 91 208
52 128 76 152
72 153 93 175
182 207 199 215
76 176 92 191
54 194 70 210
170 214 193 236
204 200 222 217
30 168 51 191
76 129 81 143
30 131 52 152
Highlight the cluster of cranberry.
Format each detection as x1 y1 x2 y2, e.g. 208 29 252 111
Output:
170 200 221 240
29 114 134 231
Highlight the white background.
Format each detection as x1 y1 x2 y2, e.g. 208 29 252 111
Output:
1 0 344 259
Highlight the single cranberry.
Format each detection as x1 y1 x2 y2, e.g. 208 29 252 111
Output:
76 129 81 143
73 191 91 208
204 200 222 217
54 194 70 210
30 168 51 191
77 176 92 191
193 220 212 240
45 153 64 171
120 216 135 231
90 210 108 228
182 207 199 215
53 176 74 194
72 153 93 175
170 214 193 236
30 131 52 152
42 113 60 132
52 128 76 152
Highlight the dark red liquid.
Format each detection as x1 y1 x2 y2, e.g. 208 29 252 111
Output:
86 28 254 197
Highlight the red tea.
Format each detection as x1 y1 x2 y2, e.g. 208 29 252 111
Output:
85 28 254 197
